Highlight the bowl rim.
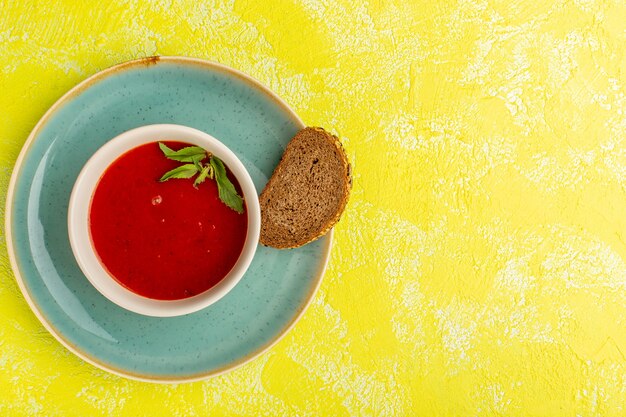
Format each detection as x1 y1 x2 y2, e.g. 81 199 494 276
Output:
4 56 332 383
68 123 261 317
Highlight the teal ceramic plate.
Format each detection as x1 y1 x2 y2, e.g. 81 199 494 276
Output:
5 57 331 382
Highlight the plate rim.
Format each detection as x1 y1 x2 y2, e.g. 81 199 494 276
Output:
4 56 332 383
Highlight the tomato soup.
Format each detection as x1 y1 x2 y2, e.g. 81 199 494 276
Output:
89 142 248 300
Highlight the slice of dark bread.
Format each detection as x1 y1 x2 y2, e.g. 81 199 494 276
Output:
259 127 352 249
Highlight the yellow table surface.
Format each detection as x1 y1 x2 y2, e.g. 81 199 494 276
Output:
3 0 626 415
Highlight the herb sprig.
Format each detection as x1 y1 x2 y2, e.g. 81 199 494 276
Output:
158 142 244 214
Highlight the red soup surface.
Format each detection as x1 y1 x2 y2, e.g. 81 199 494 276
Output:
89 142 248 300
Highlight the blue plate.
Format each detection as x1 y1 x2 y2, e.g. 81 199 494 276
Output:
5 57 330 382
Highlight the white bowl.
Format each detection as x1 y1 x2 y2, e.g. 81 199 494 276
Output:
68 124 260 317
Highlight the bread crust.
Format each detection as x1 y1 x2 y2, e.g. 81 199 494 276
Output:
259 127 352 249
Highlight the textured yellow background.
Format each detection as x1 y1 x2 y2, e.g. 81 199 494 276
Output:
3 0 626 415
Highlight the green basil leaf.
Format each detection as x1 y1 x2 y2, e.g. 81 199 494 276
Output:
193 165 211 188
159 164 199 182
158 142 207 163
192 155 204 172
209 157 244 214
